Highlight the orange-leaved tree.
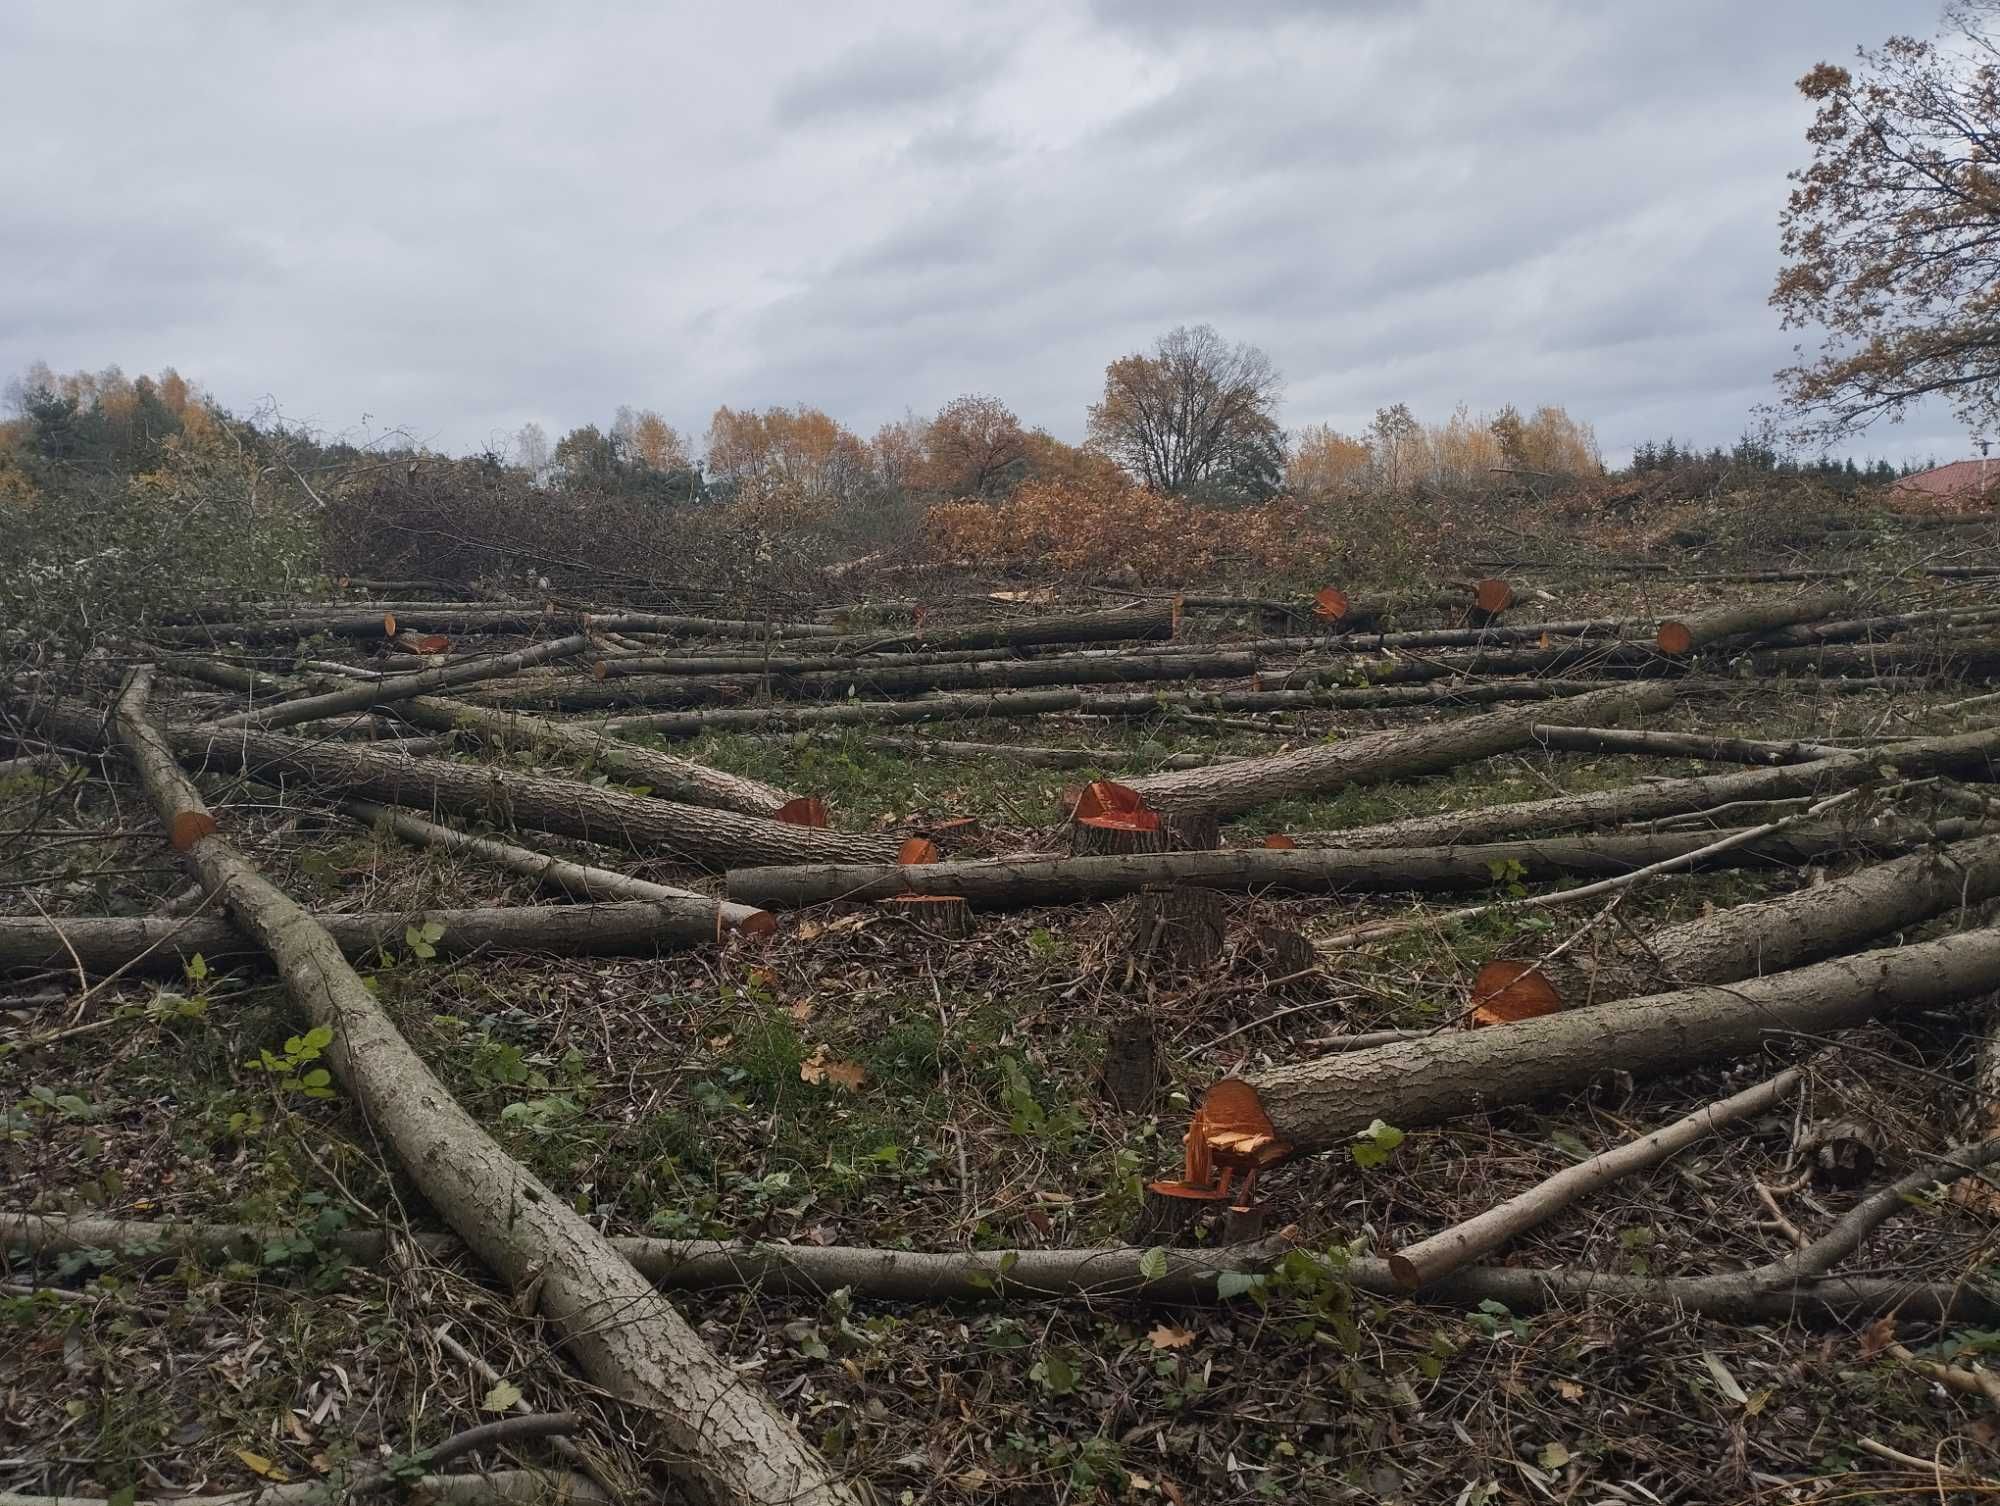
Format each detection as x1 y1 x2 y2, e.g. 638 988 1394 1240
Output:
1489 404 1601 478
1773 2 2000 438
921 393 1030 498
704 404 870 520
612 405 691 471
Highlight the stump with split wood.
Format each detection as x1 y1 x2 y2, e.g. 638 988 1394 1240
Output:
1127 884 1227 975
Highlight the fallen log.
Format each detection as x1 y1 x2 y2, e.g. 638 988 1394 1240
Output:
1237 922 2000 1155
1740 635 2000 680
1326 724 2000 847
382 696 793 816
1120 681 1676 817
577 610 836 639
342 802 773 931
0 899 766 975
19 1141 1999 1322
1528 724 1842 765
208 634 593 733
156 608 555 643
24 704 895 872
603 679 1639 739
473 650 1259 713
1655 590 1855 656
104 669 856 1506
0 1471 609 1506
1386 1066 1806 1289
722 818 1973 910
1747 603 2000 649
859 736 1220 770
825 601 1177 654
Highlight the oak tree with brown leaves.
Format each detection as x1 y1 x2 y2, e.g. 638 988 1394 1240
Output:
1774 2 2000 439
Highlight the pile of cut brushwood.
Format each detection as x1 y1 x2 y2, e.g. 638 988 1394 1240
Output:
14 548 2000 1504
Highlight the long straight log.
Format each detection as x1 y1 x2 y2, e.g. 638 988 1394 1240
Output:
1528 724 1842 765
0 900 768 975
1655 590 1855 656
1120 681 1675 817
209 635 593 733
860 736 1221 770
24 705 895 872
723 819 1974 910
1326 724 2000 847
1742 635 2000 679
474 651 1257 713
1240 923 2000 1155
821 602 1177 654
21 1144 1997 1323
104 671 855 1506
603 679 1637 739
578 610 837 638
342 801 772 930
157 608 555 643
1748 604 2000 649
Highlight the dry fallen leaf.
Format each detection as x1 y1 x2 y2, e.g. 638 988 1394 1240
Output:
788 998 816 1024
800 1044 866 1090
706 1033 734 1053
1149 1324 1196 1350
795 919 825 942
235 1451 289 1482
1857 1315 1897 1358
1553 1377 1585 1402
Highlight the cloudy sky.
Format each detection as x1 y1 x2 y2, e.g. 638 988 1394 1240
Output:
0 0 1969 468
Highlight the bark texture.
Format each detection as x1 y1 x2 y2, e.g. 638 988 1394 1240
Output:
1121 681 1676 817
1656 590 1854 656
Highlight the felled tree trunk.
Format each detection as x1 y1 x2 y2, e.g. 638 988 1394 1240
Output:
0 900 766 975
1655 589 1855 656
107 670 856 1506
722 818 1964 910
828 601 1176 654
1238 924 2000 1155
1120 681 1675 817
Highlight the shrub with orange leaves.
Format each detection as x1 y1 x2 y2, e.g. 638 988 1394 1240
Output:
924 477 1331 582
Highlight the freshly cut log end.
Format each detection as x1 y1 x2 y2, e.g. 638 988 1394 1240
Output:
1262 833 1297 850
1070 779 1152 824
1314 586 1350 623
1128 884 1227 974
1656 620 1696 656
592 659 610 681
390 632 452 655
382 611 398 637
733 908 779 938
1471 578 1515 617
170 810 218 851
775 796 831 828
1386 1251 1423 1291
896 836 941 865
1469 960 1561 1026
1171 594 1184 638
877 893 973 938
1148 1077 1293 1207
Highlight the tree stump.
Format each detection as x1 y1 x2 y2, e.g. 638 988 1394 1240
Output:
877 894 974 939
1128 885 1227 975
1071 820 1167 857
1249 924 1314 979
1099 1015 1158 1113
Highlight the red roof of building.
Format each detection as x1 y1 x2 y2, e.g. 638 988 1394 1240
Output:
1892 458 1998 503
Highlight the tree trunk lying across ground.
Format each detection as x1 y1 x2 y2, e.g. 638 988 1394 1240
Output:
0 1469 610 1506
1241 923 2000 1154
1741 635 2000 679
1748 603 2000 649
155 608 557 643
578 609 838 638
0 899 766 975
1119 681 1676 817
24 702 896 872
1534 830 2000 1006
209 634 594 733
105 669 857 1506
471 650 1261 713
815 601 1177 654
341 799 773 931
723 819 1976 909
1527 724 1844 765
603 679 1638 738
18 1142 1999 1322
861 735 1221 770
1655 589 1855 656
1328 723 2000 847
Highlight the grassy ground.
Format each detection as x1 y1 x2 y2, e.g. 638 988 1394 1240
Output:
7 568 2000 1503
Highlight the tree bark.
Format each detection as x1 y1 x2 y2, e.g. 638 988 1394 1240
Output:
0 899 767 975
342 801 772 931
0 1471 609 1506
384 696 793 817
1741 636 2000 679
1655 590 1855 656
823 601 1176 654
1528 724 1844 765
104 670 856 1506
25 704 895 873
863 736 1220 770
578 610 837 639
1327 725 2000 847
1239 924 2000 1155
722 819 1964 909
210 635 593 733
1118 681 1674 817
602 679 1638 739
1126 885 1227 973
472 651 1258 713
157 608 555 643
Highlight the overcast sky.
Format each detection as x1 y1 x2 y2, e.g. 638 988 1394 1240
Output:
0 0 1970 468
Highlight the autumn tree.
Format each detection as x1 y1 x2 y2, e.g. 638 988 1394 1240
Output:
1285 423 1371 501
1020 428 1129 491
1489 404 1602 477
1086 324 1286 499
922 393 1030 497
704 404 870 517
612 405 691 471
1773 2 2000 438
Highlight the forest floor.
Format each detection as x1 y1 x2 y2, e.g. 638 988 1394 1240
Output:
8 523 2000 1505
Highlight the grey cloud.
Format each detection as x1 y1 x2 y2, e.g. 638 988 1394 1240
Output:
772 36 1009 125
